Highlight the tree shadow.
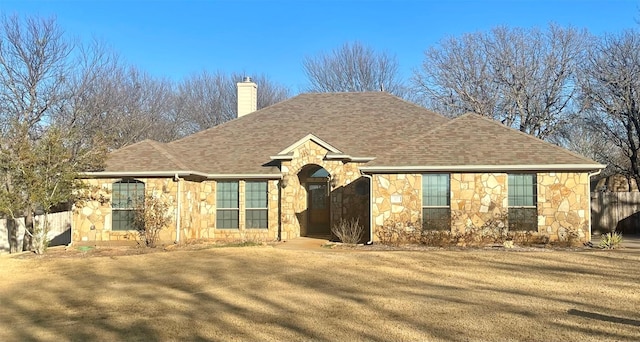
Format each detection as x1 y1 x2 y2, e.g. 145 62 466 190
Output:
568 309 640 327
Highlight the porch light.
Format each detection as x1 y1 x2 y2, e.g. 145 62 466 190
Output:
330 175 339 188
280 175 289 188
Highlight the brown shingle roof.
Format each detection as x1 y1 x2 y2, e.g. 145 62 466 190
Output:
103 94 602 175
105 139 190 172
364 113 601 170
164 92 448 174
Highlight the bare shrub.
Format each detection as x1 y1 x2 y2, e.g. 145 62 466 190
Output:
554 227 582 247
134 195 172 248
332 218 364 245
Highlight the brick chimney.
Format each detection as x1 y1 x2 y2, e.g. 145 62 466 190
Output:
237 76 257 118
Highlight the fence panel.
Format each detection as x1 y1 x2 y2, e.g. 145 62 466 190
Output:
591 192 640 234
0 211 72 253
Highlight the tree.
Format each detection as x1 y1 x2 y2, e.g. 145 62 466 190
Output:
302 41 408 97
414 25 587 140
0 15 106 253
579 30 640 187
176 71 290 134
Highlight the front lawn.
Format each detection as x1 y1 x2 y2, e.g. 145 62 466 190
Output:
0 247 638 341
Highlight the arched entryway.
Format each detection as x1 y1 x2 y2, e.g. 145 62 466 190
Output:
297 164 332 237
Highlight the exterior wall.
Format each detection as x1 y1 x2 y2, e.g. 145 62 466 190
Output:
450 173 508 233
279 140 365 239
537 172 590 241
73 177 280 244
372 174 421 227
370 172 592 242
73 178 180 243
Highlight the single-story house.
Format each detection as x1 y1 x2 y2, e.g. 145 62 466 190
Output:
73 78 605 244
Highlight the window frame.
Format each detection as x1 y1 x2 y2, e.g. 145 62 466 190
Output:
216 181 240 229
507 173 538 232
111 179 145 231
421 173 451 231
245 181 268 229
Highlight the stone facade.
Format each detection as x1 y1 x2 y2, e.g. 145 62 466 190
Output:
73 178 280 244
279 139 367 239
537 172 590 240
372 174 421 227
371 172 592 242
75 141 591 244
450 173 508 233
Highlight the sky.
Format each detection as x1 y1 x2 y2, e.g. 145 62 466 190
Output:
1 0 638 93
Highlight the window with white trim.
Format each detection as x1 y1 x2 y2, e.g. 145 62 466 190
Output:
111 179 144 231
508 174 537 231
422 174 450 230
216 181 239 229
245 181 268 229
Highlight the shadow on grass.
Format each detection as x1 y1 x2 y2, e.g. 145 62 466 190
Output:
568 309 640 327
0 248 639 341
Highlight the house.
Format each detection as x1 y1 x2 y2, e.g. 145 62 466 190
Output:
73 78 605 244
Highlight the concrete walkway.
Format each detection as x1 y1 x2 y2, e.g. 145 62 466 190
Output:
272 237 330 251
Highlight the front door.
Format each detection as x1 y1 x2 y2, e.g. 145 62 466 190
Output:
307 183 330 236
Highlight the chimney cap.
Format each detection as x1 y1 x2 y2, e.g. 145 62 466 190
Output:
243 76 252 83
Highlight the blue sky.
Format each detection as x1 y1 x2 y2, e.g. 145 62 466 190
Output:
1 0 638 92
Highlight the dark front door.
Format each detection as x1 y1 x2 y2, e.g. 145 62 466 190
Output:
307 183 330 236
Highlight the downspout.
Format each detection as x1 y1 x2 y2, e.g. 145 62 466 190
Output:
361 173 374 245
174 174 181 243
588 169 602 242
277 179 283 241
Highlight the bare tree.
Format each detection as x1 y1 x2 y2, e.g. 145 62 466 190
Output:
414 25 587 140
176 71 290 134
303 41 408 97
580 30 640 186
0 15 106 253
55 43 181 151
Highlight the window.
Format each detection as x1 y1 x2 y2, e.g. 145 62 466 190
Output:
245 181 268 229
216 181 239 229
111 179 145 231
422 174 450 230
508 174 537 231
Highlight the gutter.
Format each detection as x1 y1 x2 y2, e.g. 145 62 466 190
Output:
80 171 283 180
587 169 603 242
360 172 374 245
360 164 607 173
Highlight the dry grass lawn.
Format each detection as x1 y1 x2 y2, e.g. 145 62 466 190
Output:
0 245 639 341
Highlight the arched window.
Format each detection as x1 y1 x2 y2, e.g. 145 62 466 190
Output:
112 179 145 231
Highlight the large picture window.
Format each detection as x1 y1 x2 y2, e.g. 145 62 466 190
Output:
422 174 450 230
216 181 239 229
245 181 268 229
508 174 537 231
111 179 145 231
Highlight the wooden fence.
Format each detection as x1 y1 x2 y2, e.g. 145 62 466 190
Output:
0 211 72 253
591 192 640 234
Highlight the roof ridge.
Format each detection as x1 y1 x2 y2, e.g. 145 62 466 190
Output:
465 113 598 164
147 140 192 170
382 92 450 121
114 139 155 153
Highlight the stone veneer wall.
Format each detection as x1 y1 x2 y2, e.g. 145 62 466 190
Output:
537 172 590 241
279 140 364 240
370 172 592 242
450 173 508 233
372 174 421 228
73 178 280 244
